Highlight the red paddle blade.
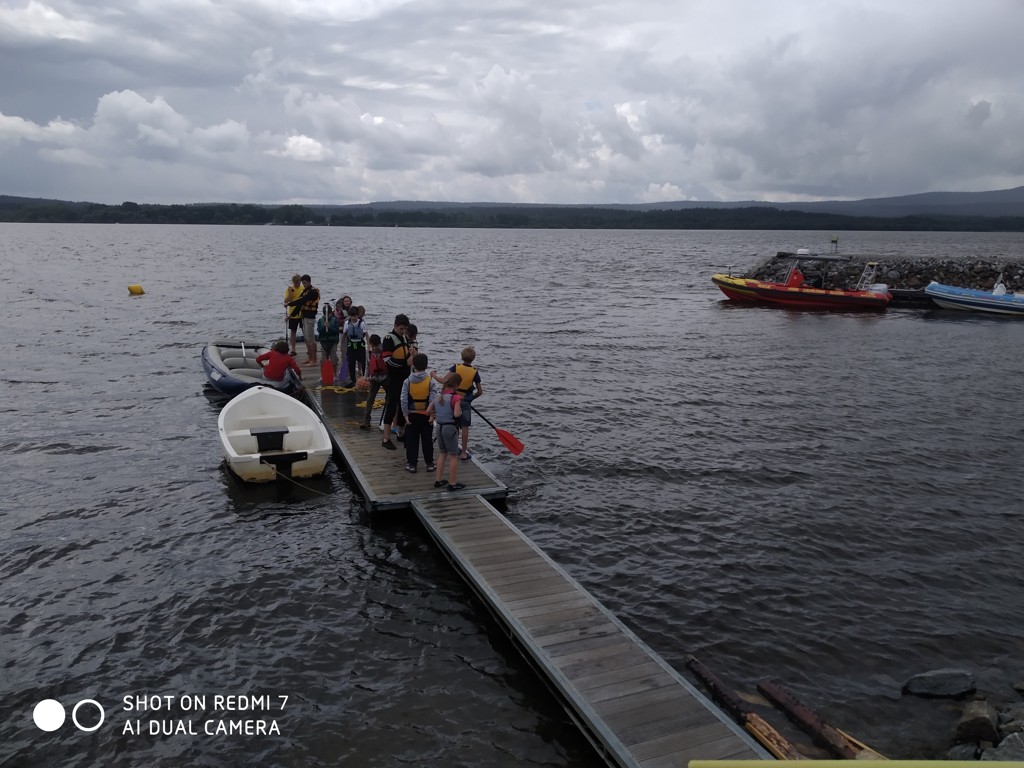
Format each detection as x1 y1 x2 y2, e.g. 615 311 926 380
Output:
495 428 524 455
321 360 335 385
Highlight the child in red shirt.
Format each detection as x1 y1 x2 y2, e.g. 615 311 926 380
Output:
256 341 303 382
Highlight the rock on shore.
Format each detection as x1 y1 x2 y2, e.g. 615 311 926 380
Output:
746 252 1024 291
903 668 976 698
902 668 1024 760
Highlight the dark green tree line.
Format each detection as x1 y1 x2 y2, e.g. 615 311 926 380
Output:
2 197 1024 231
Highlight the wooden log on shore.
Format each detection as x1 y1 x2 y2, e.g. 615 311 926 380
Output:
757 678 884 759
838 727 888 759
685 656 806 760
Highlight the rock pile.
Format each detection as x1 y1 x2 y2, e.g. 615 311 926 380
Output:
902 668 1024 760
746 252 1024 292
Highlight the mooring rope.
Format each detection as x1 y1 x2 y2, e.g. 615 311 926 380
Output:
267 466 335 496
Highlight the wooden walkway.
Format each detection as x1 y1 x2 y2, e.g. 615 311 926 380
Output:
413 494 768 767
289 360 767 766
295 361 507 512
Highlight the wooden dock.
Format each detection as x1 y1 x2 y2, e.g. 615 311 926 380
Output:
414 495 768 767
291 361 768 766
301 374 508 512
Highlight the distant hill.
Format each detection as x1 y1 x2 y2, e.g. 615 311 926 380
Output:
3 186 1024 227
763 187 1024 218
313 186 1024 219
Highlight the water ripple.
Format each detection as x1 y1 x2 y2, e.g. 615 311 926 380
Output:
4 225 1024 765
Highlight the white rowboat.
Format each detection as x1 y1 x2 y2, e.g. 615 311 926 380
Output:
218 386 332 483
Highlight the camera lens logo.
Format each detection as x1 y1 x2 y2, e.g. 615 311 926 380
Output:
33 699 105 732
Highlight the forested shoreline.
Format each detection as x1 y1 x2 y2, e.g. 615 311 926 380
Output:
3 198 1024 231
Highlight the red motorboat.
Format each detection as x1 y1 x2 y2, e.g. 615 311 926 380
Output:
711 251 891 310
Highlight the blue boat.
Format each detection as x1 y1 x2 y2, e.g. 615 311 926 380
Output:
924 276 1024 316
201 339 300 396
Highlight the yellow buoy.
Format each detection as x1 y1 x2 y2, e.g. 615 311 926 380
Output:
128 284 145 295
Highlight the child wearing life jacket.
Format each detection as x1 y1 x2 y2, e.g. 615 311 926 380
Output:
380 314 410 449
283 273 303 356
399 353 438 474
316 304 340 370
360 334 388 430
426 371 465 491
342 306 367 388
334 295 353 323
450 346 483 460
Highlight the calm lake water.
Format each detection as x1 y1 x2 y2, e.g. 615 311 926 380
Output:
3 223 1023 766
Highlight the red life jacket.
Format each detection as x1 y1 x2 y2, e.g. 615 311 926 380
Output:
368 352 387 376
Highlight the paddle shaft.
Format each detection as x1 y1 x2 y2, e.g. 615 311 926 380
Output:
468 403 499 431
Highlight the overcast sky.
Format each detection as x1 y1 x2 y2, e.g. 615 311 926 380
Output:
2 0 1023 206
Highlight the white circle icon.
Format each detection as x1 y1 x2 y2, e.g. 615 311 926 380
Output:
72 699 105 732
33 699 66 732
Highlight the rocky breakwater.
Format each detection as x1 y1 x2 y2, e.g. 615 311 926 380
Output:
747 252 1024 292
903 668 1024 760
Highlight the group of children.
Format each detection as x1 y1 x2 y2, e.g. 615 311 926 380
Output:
280 276 487 492
314 297 370 387
395 347 483 492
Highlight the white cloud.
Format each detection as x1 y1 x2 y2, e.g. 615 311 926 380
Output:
92 91 190 145
38 146 103 167
0 0 97 42
1 0 1023 204
193 120 250 153
267 134 331 162
640 182 687 203
0 112 42 143
0 111 85 147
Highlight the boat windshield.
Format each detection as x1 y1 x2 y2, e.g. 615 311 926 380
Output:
783 253 852 288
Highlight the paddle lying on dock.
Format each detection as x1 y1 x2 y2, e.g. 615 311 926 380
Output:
469 405 524 455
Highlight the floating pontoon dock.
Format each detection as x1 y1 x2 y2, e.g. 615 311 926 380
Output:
294 365 769 766
307 381 508 513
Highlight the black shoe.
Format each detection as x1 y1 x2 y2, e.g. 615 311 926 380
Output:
382 440 396 450
359 424 370 430
447 483 466 491
405 464 416 473
425 464 436 472
396 433 405 442
433 480 447 488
